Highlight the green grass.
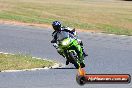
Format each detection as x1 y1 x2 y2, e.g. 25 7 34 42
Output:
0 0 132 35
97 24 132 36
0 53 54 71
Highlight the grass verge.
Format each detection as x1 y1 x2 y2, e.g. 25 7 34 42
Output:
0 53 54 71
0 0 132 35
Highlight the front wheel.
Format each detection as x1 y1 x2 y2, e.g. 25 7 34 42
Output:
69 51 80 69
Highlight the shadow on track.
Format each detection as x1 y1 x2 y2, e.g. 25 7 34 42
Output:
52 67 76 69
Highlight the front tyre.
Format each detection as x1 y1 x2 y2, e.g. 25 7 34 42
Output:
69 51 80 69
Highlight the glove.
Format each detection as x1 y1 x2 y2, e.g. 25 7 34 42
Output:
51 39 56 43
53 43 59 49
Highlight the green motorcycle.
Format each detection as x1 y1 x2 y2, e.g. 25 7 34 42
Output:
56 31 85 69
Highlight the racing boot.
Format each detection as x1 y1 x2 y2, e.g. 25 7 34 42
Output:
78 40 88 58
82 48 88 58
80 60 85 68
83 51 88 58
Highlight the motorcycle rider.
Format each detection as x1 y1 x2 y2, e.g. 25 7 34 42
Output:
51 21 88 65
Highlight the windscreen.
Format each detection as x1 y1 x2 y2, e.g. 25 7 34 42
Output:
57 31 69 41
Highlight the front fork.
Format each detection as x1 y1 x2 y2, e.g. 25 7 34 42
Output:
60 44 84 64
69 45 84 64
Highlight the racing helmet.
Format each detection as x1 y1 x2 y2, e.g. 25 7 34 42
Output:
52 21 61 31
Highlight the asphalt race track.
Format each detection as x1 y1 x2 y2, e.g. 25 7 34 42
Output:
0 24 132 88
